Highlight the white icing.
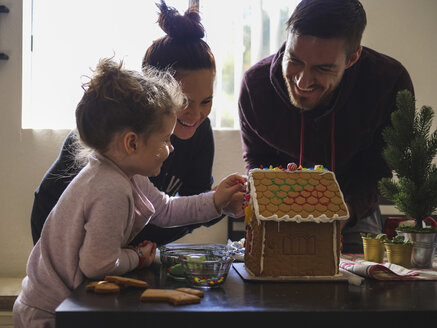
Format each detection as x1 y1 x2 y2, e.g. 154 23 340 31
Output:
248 168 350 223
333 222 338 273
245 263 342 278
247 221 257 256
259 221 340 276
260 221 265 274
249 168 346 276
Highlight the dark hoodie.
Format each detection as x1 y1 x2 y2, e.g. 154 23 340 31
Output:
238 43 413 226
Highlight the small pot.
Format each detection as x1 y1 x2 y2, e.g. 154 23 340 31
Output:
362 237 385 263
397 231 437 268
384 243 413 268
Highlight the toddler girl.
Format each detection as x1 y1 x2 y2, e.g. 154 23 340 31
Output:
13 58 245 328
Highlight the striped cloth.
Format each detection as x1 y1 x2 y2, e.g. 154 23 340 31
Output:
340 254 437 280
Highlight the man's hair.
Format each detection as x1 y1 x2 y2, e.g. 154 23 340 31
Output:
286 0 367 57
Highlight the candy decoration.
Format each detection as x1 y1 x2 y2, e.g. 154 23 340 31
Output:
193 276 225 286
249 168 348 220
287 162 298 171
244 205 254 224
258 164 325 171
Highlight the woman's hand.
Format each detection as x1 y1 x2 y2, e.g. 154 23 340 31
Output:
213 174 247 214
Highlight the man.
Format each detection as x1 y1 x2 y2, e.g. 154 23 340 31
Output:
238 0 413 253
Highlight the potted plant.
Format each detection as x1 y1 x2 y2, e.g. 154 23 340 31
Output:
379 89 437 268
361 233 387 263
383 235 413 268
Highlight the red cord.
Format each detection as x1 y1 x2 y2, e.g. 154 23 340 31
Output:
299 113 304 167
330 113 336 172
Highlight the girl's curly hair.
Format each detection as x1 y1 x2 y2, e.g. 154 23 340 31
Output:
75 58 186 154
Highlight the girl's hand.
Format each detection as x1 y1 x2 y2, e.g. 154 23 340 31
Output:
222 191 246 217
138 240 157 268
213 174 247 213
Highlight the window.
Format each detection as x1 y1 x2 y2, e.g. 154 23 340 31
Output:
23 0 298 129
200 0 297 128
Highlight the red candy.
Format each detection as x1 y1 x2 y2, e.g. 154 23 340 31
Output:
287 162 298 171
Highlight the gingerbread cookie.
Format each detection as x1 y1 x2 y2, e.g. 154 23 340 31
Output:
140 289 201 305
94 281 120 294
85 281 99 292
175 288 204 298
104 275 148 288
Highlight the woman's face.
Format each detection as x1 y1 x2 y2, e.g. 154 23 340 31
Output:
173 69 215 140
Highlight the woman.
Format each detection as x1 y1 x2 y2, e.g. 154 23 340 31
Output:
30 1 234 246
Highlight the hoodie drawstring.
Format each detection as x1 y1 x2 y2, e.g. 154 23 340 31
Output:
299 112 336 172
330 113 336 172
299 113 305 168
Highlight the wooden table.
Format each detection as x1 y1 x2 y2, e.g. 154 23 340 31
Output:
56 261 437 328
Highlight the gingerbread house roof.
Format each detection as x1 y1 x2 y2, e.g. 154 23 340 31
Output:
248 168 349 223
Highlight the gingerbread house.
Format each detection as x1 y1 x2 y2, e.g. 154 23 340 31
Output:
244 166 349 277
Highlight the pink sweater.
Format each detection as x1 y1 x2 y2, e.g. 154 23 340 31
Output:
19 152 220 313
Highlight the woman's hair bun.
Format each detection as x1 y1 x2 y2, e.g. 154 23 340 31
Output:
157 0 204 41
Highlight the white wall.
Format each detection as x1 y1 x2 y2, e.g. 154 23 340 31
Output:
1 0 436 277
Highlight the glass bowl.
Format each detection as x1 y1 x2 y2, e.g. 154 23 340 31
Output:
159 243 228 280
159 243 227 267
179 253 234 288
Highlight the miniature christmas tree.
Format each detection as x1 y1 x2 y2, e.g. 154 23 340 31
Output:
379 90 437 230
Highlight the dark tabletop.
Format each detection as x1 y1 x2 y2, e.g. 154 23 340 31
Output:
56 261 437 328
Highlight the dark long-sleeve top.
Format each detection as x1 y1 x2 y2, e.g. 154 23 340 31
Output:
30 118 217 245
238 44 414 225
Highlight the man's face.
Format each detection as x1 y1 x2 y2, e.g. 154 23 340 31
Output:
281 32 361 111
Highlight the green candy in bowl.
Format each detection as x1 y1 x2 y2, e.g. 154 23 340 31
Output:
159 244 228 280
